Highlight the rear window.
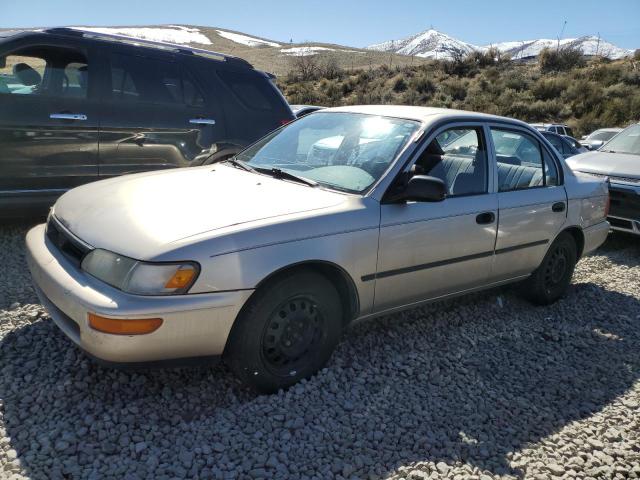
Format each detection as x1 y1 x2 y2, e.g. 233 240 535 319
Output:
217 70 276 111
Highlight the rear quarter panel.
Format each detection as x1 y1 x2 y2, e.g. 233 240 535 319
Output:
565 170 609 229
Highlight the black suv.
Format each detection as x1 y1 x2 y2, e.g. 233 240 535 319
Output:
0 28 293 215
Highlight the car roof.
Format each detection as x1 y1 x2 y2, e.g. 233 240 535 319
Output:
10 27 253 69
594 128 624 132
323 105 529 126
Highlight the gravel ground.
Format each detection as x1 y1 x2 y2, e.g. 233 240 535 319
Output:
0 221 639 480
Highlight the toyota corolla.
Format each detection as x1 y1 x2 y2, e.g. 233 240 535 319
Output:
27 106 610 392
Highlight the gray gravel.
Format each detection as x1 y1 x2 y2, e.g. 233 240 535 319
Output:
1 221 639 480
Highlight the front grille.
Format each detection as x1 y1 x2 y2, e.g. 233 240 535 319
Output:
46 216 93 267
608 217 634 230
608 186 640 221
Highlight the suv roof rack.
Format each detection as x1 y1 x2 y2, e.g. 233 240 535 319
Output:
43 27 253 69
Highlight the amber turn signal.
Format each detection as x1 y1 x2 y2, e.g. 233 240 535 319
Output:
164 267 197 289
88 313 163 335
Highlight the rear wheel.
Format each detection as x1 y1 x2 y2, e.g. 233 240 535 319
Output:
224 271 343 393
522 232 577 305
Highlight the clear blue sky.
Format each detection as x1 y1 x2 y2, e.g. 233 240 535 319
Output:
2 0 639 49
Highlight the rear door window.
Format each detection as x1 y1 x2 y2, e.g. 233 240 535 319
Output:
109 53 204 106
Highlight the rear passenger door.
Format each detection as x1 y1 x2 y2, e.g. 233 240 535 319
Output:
489 126 567 281
97 48 225 177
374 124 498 311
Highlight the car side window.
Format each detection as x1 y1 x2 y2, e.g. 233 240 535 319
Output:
0 46 88 98
492 129 558 191
156 62 205 107
110 53 204 107
413 127 488 197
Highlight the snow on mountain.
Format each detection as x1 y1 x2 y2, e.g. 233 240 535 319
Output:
487 36 633 60
368 29 478 60
215 30 281 48
280 46 358 57
369 29 634 60
72 25 212 45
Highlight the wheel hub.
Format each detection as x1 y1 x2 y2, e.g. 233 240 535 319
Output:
262 297 322 372
546 246 568 287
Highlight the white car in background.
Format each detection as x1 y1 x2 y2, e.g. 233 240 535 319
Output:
580 128 624 151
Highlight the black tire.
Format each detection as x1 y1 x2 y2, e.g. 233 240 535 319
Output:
224 270 343 393
522 232 577 305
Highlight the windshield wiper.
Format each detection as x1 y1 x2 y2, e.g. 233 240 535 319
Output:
223 157 257 173
253 167 318 187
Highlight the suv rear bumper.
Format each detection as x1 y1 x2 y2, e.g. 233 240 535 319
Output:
26 224 253 363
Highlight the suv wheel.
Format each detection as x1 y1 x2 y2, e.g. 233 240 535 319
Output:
225 270 343 393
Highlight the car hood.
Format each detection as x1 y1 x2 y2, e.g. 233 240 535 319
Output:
565 150 640 179
54 165 347 260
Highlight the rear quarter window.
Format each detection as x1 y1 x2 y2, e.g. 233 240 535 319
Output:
217 70 276 111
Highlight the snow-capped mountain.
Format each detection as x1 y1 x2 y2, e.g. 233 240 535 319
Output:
368 29 634 60
368 29 478 60
487 36 632 60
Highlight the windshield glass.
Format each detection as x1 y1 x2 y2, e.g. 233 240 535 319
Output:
589 130 619 141
601 125 640 155
236 112 420 193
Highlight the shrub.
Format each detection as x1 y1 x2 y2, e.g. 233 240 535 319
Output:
391 75 408 92
539 46 586 72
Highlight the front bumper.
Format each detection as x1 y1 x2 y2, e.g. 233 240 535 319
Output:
26 224 253 363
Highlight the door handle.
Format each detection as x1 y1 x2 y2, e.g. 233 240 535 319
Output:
50 113 87 121
132 133 146 145
476 212 496 225
552 202 566 212
189 118 216 125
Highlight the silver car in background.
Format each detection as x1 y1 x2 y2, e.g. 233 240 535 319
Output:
568 123 640 235
27 106 610 392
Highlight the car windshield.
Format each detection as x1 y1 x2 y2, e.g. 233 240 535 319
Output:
600 125 640 155
589 130 619 141
236 112 420 193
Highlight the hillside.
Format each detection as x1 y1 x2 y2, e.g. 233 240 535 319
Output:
279 52 640 136
64 25 430 75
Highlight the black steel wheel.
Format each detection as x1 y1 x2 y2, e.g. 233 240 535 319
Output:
224 270 343 393
261 296 324 376
523 232 577 305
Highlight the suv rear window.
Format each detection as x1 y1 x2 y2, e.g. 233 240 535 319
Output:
217 70 275 110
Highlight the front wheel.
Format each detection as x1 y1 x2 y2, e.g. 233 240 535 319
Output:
224 271 343 393
522 232 577 305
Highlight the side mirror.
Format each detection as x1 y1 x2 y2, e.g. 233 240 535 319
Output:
388 175 446 203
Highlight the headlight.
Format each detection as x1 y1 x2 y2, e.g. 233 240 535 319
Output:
81 249 199 295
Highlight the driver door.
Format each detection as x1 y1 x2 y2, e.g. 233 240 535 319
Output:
0 37 100 209
372 124 498 311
